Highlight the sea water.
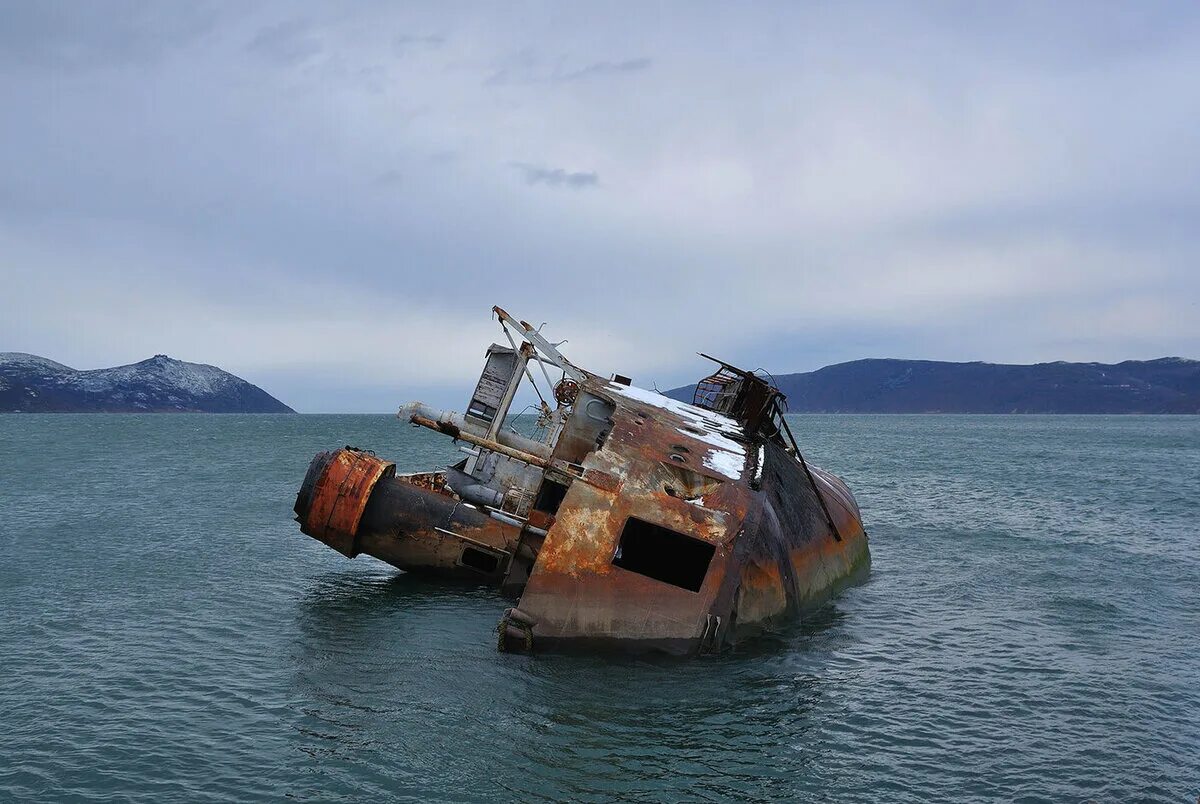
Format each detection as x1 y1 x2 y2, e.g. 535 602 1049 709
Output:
1 414 1197 802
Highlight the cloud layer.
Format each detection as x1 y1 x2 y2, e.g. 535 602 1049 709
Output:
2 1 1198 411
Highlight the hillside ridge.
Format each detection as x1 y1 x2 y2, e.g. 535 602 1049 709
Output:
666 357 1200 414
0 353 294 413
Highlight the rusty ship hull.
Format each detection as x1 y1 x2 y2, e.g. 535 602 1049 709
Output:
293 307 869 655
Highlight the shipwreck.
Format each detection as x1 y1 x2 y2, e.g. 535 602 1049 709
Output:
293 307 870 654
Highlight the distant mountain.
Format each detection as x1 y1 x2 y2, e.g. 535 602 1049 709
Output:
667 357 1200 414
0 353 294 413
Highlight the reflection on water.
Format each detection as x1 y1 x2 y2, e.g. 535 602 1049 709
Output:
1 413 1197 802
297 570 498 618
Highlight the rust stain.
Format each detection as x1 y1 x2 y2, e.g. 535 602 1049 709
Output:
301 449 395 557
581 467 621 493
397 470 449 494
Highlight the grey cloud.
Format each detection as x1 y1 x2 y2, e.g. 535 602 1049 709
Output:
247 19 322 65
355 63 390 94
510 163 599 189
487 53 651 86
483 48 537 86
558 57 652 81
0 2 218 70
393 34 445 55
373 169 403 188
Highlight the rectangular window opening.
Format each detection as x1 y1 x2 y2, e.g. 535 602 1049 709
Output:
533 479 569 515
612 517 715 593
467 400 498 422
460 546 501 574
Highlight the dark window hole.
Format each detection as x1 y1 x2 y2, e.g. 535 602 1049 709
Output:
461 547 500 574
612 517 714 593
467 401 498 420
533 479 569 515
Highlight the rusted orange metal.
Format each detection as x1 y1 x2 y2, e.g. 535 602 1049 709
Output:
408 414 549 467
396 470 450 494
299 448 395 557
502 373 866 653
295 447 524 578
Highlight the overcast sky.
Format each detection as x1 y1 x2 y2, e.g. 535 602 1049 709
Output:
2 2 1198 411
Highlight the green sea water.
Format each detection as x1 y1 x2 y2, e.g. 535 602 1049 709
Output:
1 413 1197 802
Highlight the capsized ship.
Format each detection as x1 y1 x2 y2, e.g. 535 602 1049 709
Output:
293 307 869 654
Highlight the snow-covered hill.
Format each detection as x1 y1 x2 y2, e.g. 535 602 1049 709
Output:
0 353 294 413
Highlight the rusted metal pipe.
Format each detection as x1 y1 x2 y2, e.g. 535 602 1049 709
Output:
409 414 549 468
396 401 552 460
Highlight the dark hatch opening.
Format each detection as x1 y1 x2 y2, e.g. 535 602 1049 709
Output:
533 479 569 515
460 547 500 574
612 517 715 593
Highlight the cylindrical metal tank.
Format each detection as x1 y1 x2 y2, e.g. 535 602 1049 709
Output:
294 448 520 580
